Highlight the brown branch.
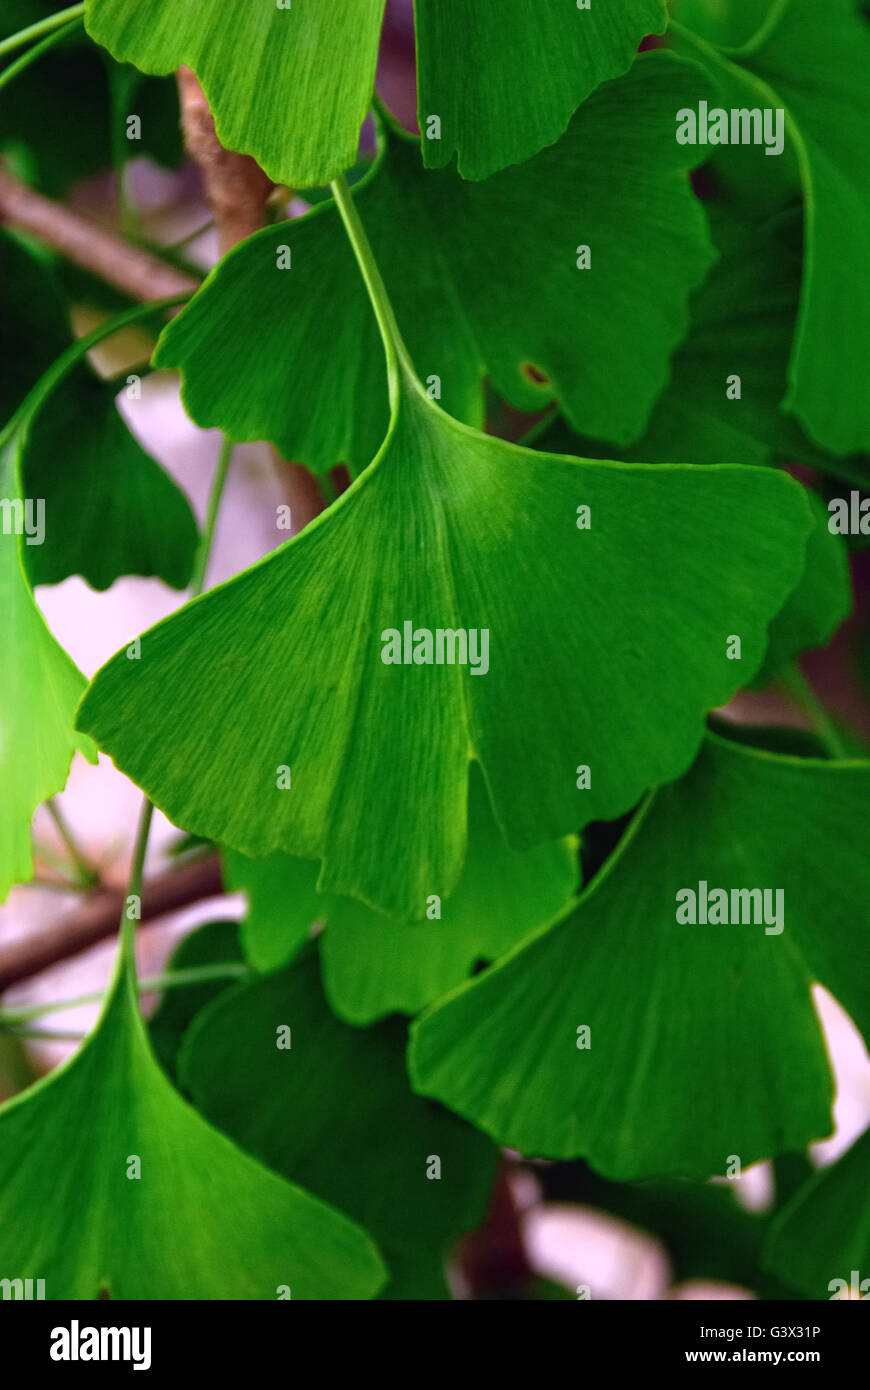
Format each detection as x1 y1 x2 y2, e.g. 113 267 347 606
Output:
0 166 198 301
0 856 224 992
176 66 275 256
176 67 325 533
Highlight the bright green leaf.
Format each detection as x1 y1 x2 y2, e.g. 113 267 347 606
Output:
322 762 580 1023
223 846 323 975
410 729 870 1178
84 0 387 188
226 761 578 1017
533 202 866 481
155 54 716 470
0 428 94 899
180 948 498 1299
415 0 667 178
77 370 812 921
0 944 386 1298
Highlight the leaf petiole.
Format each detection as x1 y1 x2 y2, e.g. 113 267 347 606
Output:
0 964 250 1029
0 3 84 59
5 1028 88 1043
329 172 417 408
0 293 191 450
0 14 82 94
190 435 234 595
46 799 100 887
781 664 849 760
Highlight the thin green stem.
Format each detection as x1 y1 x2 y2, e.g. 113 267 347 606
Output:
329 173 415 406
119 799 155 962
115 162 138 241
46 800 99 887
0 293 191 449
165 219 215 253
781 664 849 760
7 1027 88 1043
191 435 234 595
0 3 84 58
111 428 233 980
0 964 249 1028
32 838 85 883
30 875 88 894
0 14 82 93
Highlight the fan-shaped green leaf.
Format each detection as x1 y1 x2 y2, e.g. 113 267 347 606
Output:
225 762 578 1018
223 847 323 975
410 729 870 1178
0 942 386 1299
77 368 812 921
533 203 866 481
84 0 387 188
322 762 579 1023
23 369 198 591
0 231 68 419
415 0 667 179
155 54 716 470
1 232 198 590
0 427 94 899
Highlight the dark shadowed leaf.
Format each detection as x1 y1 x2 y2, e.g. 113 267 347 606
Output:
180 948 497 1299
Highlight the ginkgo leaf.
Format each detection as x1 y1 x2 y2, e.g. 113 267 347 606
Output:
0 231 68 420
1 35 182 199
84 0 387 189
321 762 580 1023
532 202 866 482
155 54 716 470
762 1125 870 1298
0 23 112 197
77 365 812 920
0 427 95 900
0 941 386 1299
223 847 323 975
528 447 851 692
148 920 246 1081
415 0 667 179
749 493 850 689
179 948 498 1299
1 233 197 590
23 369 198 591
410 729 870 1179
674 0 870 454
225 761 579 1016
